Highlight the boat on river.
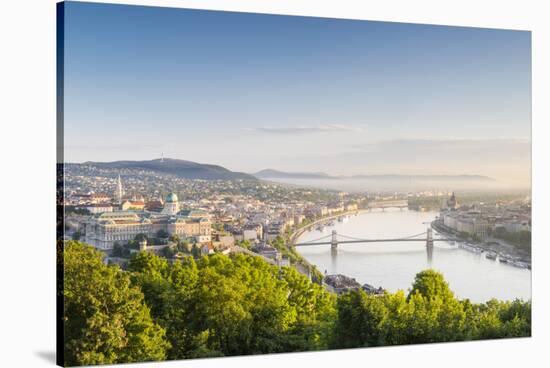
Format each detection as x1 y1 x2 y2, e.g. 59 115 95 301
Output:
459 243 474 251
512 261 530 269
499 256 512 264
459 243 483 254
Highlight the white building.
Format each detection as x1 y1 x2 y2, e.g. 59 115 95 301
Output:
243 229 259 241
85 193 211 250
84 203 114 214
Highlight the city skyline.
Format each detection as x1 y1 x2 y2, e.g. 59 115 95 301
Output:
63 2 531 185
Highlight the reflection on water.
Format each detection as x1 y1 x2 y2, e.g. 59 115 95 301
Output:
297 209 531 303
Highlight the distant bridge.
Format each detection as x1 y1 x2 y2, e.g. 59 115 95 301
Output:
367 199 408 210
294 228 458 264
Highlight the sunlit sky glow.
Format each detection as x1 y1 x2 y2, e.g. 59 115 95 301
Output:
62 1 531 185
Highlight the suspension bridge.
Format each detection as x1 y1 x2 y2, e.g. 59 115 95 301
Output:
294 228 459 264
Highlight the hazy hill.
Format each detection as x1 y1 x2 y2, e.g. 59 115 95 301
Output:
349 174 496 182
254 169 334 179
253 169 495 182
80 158 257 180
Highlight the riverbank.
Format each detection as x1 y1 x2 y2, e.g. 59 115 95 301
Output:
289 209 366 246
289 209 387 294
431 219 531 269
293 209 530 302
287 210 364 275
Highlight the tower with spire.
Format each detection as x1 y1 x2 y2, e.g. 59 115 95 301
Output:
447 191 458 209
116 174 123 204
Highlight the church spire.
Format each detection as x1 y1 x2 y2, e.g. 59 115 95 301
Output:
116 174 123 204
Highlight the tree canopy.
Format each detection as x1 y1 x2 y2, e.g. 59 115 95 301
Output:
62 241 531 365
331 270 530 349
125 251 336 359
62 241 169 366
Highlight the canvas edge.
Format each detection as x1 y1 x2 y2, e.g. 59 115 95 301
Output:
56 2 65 367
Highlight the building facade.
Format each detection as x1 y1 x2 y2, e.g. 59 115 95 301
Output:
85 192 211 250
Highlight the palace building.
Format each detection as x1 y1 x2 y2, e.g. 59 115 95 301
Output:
85 192 212 250
162 192 179 215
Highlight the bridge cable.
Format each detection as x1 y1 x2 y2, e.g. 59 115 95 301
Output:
401 231 428 239
335 231 427 242
296 233 332 244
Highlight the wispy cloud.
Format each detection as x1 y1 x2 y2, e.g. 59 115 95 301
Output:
245 124 362 135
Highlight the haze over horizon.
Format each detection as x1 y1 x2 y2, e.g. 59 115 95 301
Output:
62 2 531 187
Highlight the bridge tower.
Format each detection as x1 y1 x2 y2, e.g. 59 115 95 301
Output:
426 227 434 265
331 230 338 251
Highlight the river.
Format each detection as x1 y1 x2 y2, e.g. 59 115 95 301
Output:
296 208 531 303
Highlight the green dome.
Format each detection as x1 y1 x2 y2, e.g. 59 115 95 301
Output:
166 192 178 203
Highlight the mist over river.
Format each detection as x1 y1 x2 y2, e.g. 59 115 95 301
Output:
260 177 526 192
296 209 531 303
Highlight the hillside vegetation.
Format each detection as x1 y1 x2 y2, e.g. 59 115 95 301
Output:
61 241 531 366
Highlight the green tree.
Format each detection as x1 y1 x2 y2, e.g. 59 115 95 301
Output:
157 229 169 239
408 269 455 302
160 246 176 259
331 270 530 348
191 243 201 258
474 299 531 339
332 290 389 348
169 234 180 243
127 252 171 318
281 267 336 350
237 239 251 249
188 254 295 355
127 253 198 358
134 233 148 242
212 222 225 232
111 242 126 257
63 241 169 366
71 231 82 241
64 241 531 364
125 251 336 359
177 240 191 253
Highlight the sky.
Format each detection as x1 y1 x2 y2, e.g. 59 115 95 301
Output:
62 1 531 185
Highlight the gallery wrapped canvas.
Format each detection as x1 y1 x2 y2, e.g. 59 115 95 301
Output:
57 1 531 366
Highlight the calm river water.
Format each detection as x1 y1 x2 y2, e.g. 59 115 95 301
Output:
296 209 531 303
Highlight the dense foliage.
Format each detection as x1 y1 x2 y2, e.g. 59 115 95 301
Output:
62 241 169 366
62 242 530 366
126 250 336 359
270 235 325 283
331 270 531 348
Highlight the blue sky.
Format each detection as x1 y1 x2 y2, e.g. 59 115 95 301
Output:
62 1 531 184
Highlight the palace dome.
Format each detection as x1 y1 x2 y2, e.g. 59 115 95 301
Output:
166 192 178 203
